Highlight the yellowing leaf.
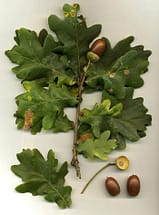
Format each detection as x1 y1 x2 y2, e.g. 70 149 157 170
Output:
78 131 117 160
79 99 123 138
15 81 78 134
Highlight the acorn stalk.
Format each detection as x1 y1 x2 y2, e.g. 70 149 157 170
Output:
81 156 129 194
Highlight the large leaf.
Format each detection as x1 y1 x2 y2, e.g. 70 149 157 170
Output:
15 81 78 134
48 4 101 76
11 149 72 209
85 36 151 99
5 4 101 83
79 97 151 150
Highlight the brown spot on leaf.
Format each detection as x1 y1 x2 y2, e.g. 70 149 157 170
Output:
23 110 33 130
109 72 116 78
108 88 113 93
124 70 129 75
79 133 91 142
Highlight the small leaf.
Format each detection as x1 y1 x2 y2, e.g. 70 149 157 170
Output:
78 131 117 160
11 149 72 209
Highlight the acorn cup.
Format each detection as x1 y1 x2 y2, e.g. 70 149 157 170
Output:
115 156 129 170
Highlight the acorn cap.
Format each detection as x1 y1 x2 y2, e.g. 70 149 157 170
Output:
87 51 100 62
115 155 129 170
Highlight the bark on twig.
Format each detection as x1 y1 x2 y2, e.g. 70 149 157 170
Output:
71 61 91 178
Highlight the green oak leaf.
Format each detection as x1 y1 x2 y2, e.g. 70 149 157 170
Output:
107 97 152 142
78 130 117 160
79 99 123 138
5 28 62 81
79 96 151 150
5 4 101 82
48 5 101 76
102 87 151 143
101 86 134 106
11 149 72 209
85 36 151 99
14 81 78 134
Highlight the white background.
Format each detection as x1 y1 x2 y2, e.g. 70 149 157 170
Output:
0 0 159 214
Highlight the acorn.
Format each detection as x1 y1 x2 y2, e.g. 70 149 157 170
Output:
105 177 120 196
127 175 140 196
87 38 106 62
90 39 106 56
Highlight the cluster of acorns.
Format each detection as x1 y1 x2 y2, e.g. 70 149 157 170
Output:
105 156 140 197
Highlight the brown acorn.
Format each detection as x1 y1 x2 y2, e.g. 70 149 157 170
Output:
127 175 140 196
105 177 120 196
90 39 106 56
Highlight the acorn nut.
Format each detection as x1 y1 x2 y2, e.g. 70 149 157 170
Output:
105 177 120 196
127 175 140 196
90 39 106 56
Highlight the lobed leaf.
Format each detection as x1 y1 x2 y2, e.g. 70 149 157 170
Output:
79 99 123 138
14 81 78 134
48 9 101 76
107 97 152 142
78 130 117 160
79 97 151 150
11 149 72 209
85 36 152 98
